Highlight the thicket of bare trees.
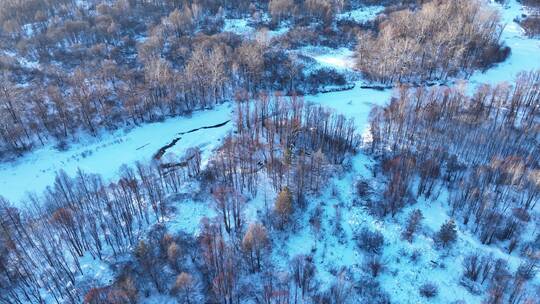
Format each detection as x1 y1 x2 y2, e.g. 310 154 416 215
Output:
0 0 351 159
0 1 362 299
458 252 538 303
0 40 316 158
3 1 537 303
0 147 203 303
367 70 540 302
370 70 539 215
0 148 232 303
191 92 361 302
0 90 361 303
520 0 540 37
203 93 358 229
355 0 508 84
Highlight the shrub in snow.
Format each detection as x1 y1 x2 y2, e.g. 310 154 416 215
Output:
520 238 540 258
84 287 129 303
329 271 353 304
521 15 540 38
492 259 511 284
171 272 195 303
401 209 423 242
363 254 385 277
511 207 531 222
419 282 438 298
409 249 422 263
357 227 384 254
436 219 457 248
55 140 69 151
356 178 371 198
305 67 347 93
309 205 323 233
356 275 391 304
290 255 316 295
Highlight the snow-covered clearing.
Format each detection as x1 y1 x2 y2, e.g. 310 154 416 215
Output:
470 0 540 85
300 46 356 71
0 103 232 204
2 50 40 70
223 17 289 39
223 18 253 35
336 5 385 23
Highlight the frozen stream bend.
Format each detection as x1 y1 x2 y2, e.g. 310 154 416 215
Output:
0 103 233 204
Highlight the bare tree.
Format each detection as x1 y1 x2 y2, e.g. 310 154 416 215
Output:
242 222 269 272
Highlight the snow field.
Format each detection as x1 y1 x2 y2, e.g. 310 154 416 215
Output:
0 103 233 204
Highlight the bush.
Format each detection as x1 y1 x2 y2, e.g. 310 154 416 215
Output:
409 249 422 263
419 282 438 298
363 254 385 277
401 209 423 242
357 276 391 304
356 178 371 198
459 277 482 295
357 227 384 254
277 26 319 48
436 219 457 248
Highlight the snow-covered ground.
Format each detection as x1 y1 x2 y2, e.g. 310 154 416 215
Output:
470 0 540 85
336 5 385 23
1 1 539 302
0 103 232 204
223 18 253 35
2 50 40 70
300 46 356 71
223 17 289 39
